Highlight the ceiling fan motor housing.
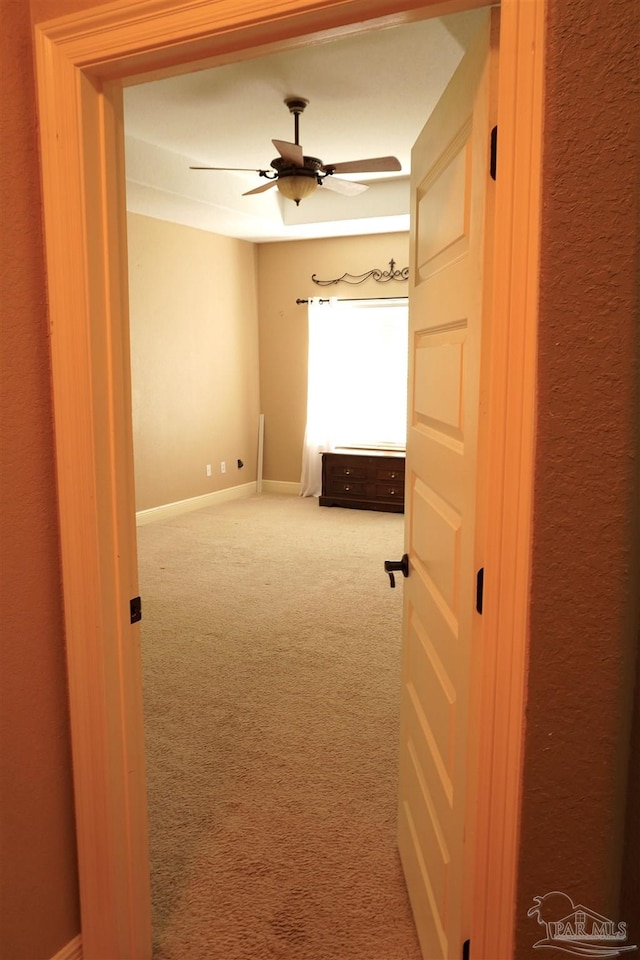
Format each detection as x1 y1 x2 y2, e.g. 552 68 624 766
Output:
270 156 323 176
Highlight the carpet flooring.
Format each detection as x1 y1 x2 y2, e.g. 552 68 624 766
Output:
138 493 422 960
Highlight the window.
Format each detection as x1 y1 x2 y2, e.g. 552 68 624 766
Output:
301 297 408 496
328 299 408 448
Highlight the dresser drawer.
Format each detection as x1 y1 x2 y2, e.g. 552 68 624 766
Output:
326 460 368 481
373 480 404 501
324 477 367 498
373 464 404 482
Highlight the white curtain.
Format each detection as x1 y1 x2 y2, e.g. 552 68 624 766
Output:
300 298 341 497
299 297 408 498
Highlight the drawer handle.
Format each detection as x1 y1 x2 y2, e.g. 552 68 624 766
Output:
390 489 396 496
344 469 351 475
390 472 396 478
345 485 350 491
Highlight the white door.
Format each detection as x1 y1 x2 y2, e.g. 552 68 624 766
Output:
398 11 498 959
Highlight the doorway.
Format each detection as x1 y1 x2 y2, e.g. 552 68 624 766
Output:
121 28 453 944
33 1 542 956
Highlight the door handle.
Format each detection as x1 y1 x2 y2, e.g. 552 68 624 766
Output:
384 553 409 588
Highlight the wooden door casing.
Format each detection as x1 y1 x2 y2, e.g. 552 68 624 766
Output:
33 0 542 955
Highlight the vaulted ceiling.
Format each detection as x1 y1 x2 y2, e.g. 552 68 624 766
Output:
123 8 485 243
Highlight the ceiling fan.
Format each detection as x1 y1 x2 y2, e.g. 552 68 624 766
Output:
189 97 401 205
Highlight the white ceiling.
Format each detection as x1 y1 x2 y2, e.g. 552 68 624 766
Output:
123 9 486 243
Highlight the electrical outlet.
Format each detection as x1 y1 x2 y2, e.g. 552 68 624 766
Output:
206 464 212 477
220 461 226 474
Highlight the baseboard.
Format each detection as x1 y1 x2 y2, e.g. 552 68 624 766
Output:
51 934 82 960
262 480 300 495
136 482 258 525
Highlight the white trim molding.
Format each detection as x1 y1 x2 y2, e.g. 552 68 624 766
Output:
262 480 301 495
136 482 258 525
51 935 82 960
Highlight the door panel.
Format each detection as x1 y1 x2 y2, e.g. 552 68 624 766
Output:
414 335 465 434
416 134 471 275
399 11 498 959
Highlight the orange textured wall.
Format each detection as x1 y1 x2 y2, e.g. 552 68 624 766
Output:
515 0 639 955
3 0 637 956
621 646 640 947
0 2 80 958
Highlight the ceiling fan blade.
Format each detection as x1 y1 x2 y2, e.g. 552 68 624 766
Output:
321 176 369 197
324 156 402 175
272 139 304 167
242 180 278 197
190 165 268 172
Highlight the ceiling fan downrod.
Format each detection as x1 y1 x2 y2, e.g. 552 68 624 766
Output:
285 96 309 146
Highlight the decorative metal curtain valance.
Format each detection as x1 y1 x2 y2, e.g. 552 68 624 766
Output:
311 259 409 286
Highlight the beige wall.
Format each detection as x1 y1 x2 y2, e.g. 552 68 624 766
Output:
129 225 409 501
127 214 260 511
257 233 409 483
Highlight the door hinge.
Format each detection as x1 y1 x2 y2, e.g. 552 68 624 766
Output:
490 125 498 180
462 938 471 960
476 568 484 615
130 596 142 624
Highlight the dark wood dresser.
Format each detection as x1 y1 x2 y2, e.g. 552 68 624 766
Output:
319 450 405 513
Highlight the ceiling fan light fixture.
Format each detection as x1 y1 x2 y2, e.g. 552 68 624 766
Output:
276 172 318 205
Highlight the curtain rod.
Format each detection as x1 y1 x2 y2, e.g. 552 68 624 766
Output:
295 296 408 305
